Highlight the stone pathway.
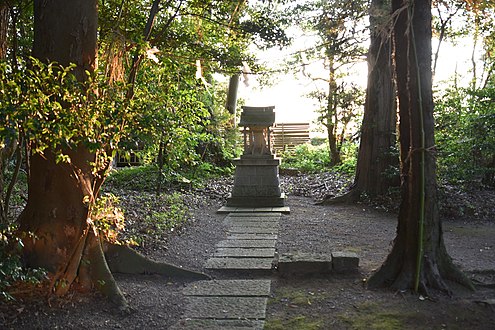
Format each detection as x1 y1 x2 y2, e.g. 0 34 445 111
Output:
172 211 283 329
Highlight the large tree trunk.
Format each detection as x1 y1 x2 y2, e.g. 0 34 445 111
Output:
352 0 399 197
19 0 207 309
367 0 472 294
318 0 398 205
19 0 107 299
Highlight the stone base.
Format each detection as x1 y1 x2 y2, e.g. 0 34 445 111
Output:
227 156 285 208
226 193 286 207
276 251 360 277
331 251 359 273
277 253 332 277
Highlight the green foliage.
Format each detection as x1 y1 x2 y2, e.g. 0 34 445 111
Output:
0 225 46 301
89 193 125 243
105 166 160 192
280 141 357 174
144 192 189 235
106 163 232 193
0 58 130 165
435 84 495 186
332 141 358 175
280 144 330 173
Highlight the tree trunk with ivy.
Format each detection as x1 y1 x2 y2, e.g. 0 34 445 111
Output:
18 0 207 310
367 0 472 294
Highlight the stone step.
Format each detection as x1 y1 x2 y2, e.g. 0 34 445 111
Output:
227 212 282 217
228 226 279 234
214 247 276 258
172 319 265 330
216 239 276 248
183 296 268 319
204 257 274 272
226 233 278 240
183 279 271 297
224 219 280 226
217 206 289 214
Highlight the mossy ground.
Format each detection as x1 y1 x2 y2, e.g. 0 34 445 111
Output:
266 276 495 330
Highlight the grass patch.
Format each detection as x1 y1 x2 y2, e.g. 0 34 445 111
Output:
270 287 329 307
106 165 159 192
265 315 323 330
338 302 405 330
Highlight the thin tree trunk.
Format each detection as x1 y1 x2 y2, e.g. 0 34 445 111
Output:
0 3 8 59
326 60 341 166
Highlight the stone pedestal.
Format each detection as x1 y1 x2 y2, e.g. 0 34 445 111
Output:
227 155 285 207
226 105 285 208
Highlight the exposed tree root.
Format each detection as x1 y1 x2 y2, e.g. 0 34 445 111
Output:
315 189 360 205
85 233 129 311
368 245 474 297
104 243 210 280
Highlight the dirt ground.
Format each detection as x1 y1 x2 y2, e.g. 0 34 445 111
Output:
1 175 494 329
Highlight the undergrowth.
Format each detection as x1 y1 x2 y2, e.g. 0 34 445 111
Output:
0 225 47 301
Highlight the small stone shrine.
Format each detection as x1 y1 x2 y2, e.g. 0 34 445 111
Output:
226 106 286 207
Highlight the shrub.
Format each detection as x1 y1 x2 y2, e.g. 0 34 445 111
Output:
0 225 47 301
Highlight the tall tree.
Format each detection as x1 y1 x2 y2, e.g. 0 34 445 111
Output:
320 0 399 204
367 0 472 293
18 0 206 310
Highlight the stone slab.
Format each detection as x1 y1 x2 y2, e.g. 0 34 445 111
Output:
184 296 267 319
224 222 279 230
224 218 280 225
228 226 279 234
226 233 278 240
171 319 265 330
183 279 272 297
332 251 359 273
228 212 282 217
216 239 276 248
226 215 281 220
205 257 273 271
226 195 286 208
214 248 276 258
277 252 332 277
217 207 290 214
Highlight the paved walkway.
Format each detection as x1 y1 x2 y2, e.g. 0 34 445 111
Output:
172 210 284 329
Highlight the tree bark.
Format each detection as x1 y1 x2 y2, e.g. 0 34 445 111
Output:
0 3 8 59
367 0 473 294
19 0 207 309
326 58 341 166
352 0 399 197
317 0 399 205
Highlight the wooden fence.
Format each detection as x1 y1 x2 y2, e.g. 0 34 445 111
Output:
272 123 311 152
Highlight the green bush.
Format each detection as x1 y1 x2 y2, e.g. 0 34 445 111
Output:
280 143 331 173
0 225 47 301
280 141 358 175
435 85 495 186
105 165 159 191
145 192 189 235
